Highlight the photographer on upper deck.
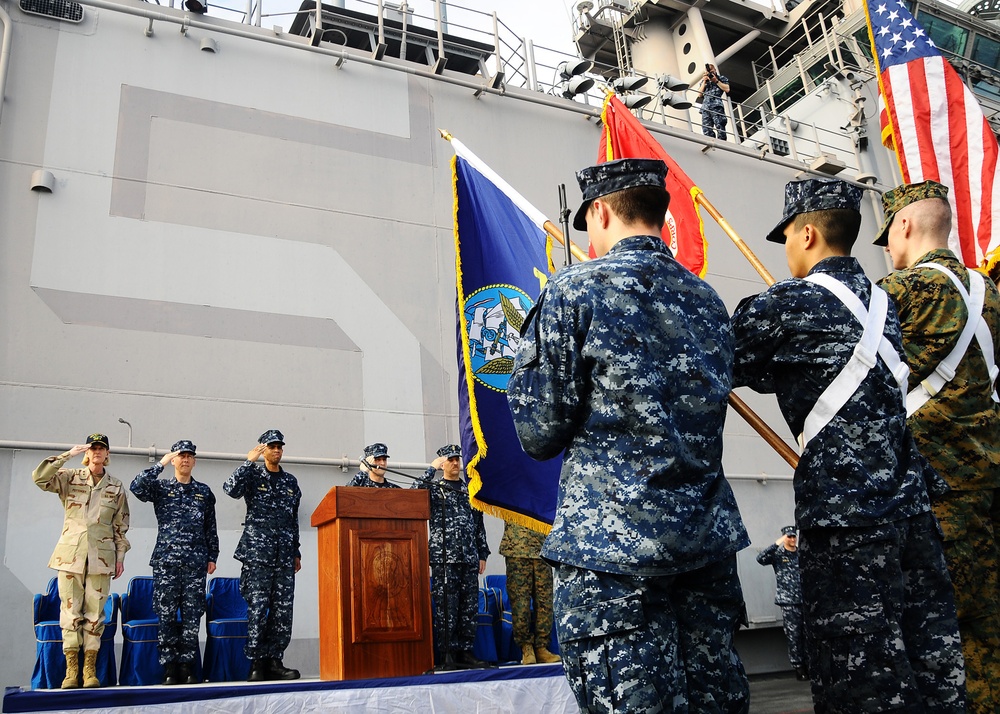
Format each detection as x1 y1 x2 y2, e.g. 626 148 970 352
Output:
697 62 730 141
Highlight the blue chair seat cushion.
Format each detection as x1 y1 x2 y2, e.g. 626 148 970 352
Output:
121 620 159 643
36 621 117 643
206 619 248 638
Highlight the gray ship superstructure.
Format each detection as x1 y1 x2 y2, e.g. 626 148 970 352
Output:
0 0 997 688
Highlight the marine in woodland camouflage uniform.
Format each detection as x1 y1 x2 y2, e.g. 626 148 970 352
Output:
498 521 559 664
875 180 1000 714
224 429 301 681
412 444 490 667
508 159 750 713
130 439 219 684
33 433 130 689
732 178 966 713
756 525 807 679
347 442 401 488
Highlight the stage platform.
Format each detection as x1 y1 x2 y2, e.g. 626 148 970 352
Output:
3 666 817 713
3 664 575 714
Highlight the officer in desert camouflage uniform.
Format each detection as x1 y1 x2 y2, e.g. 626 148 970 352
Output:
347 442 400 488
732 177 966 712
508 158 750 713
130 439 219 685
498 520 559 665
33 433 130 689
756 525 807 680
413 444 490 668
876 180 1000 713
224 429 301 682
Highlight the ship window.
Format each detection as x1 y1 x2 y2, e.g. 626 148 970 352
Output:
916 14 969 56
854 29 874 62
678 23 687 36
772 77 805 114
972 35 1000 70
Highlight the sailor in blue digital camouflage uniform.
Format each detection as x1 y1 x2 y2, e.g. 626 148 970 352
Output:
347 442 401 488
731 177 966 713
696 62 730 141
507 158 751 713
756 525 807 681
412 444 491 668
130 439 219 685
224 429 302 682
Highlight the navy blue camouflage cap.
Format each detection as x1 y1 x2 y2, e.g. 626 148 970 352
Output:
436 444 462 459
766 178 863 243
781 525 797 537
258 429 285 446
873 180 949 246
363 442 390 459
572 158 670 231
86 433 109 449
171 439 197 455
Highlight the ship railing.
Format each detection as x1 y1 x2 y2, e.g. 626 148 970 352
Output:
116 0 862 174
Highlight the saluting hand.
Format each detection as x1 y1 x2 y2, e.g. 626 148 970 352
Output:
68 444 88 457
247 444 266 462
160 450 179 467
430 456 447 471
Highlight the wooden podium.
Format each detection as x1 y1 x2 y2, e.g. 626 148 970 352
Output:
311 486 433 680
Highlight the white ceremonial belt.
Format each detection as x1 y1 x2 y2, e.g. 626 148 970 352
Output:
905 263 998 415
797 274 903 452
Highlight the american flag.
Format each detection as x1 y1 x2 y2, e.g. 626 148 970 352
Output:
864 0 1000 267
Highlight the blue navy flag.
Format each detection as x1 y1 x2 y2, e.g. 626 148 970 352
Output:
449 138 562 530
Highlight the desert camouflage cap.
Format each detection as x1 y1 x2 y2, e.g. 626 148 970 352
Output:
572 158 670 231
258 429 285 445
873 180 949 246
436 444 462 459
171 439 197 455
766 178 863 243
363 442 390 459
86 433 109 449
781 525 797 536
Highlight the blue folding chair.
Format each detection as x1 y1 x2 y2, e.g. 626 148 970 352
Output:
203 577 251 682
119 575 202 685
472 588 498 663
31 577 118 689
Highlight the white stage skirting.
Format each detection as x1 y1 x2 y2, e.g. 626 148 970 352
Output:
2 663 575 714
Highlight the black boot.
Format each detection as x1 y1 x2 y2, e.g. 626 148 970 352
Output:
455 650 488 668
248 659 270 682
162 662 179 686
268 658 300 680
794 664 809 681
178 662 200 684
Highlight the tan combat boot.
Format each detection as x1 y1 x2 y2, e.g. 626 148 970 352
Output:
535 647 561 664
520 643 536 665
61 649 80 689
82 650 100 688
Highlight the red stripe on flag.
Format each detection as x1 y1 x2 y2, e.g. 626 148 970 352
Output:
944 69 978 265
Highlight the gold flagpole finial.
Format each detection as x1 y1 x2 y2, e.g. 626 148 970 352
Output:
438 128 453 141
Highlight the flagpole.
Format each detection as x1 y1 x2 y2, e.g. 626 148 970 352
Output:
694 194 777 285
690 194 796 467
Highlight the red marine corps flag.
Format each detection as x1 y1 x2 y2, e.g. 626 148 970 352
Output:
596 93 709 277
864 0 1000 267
